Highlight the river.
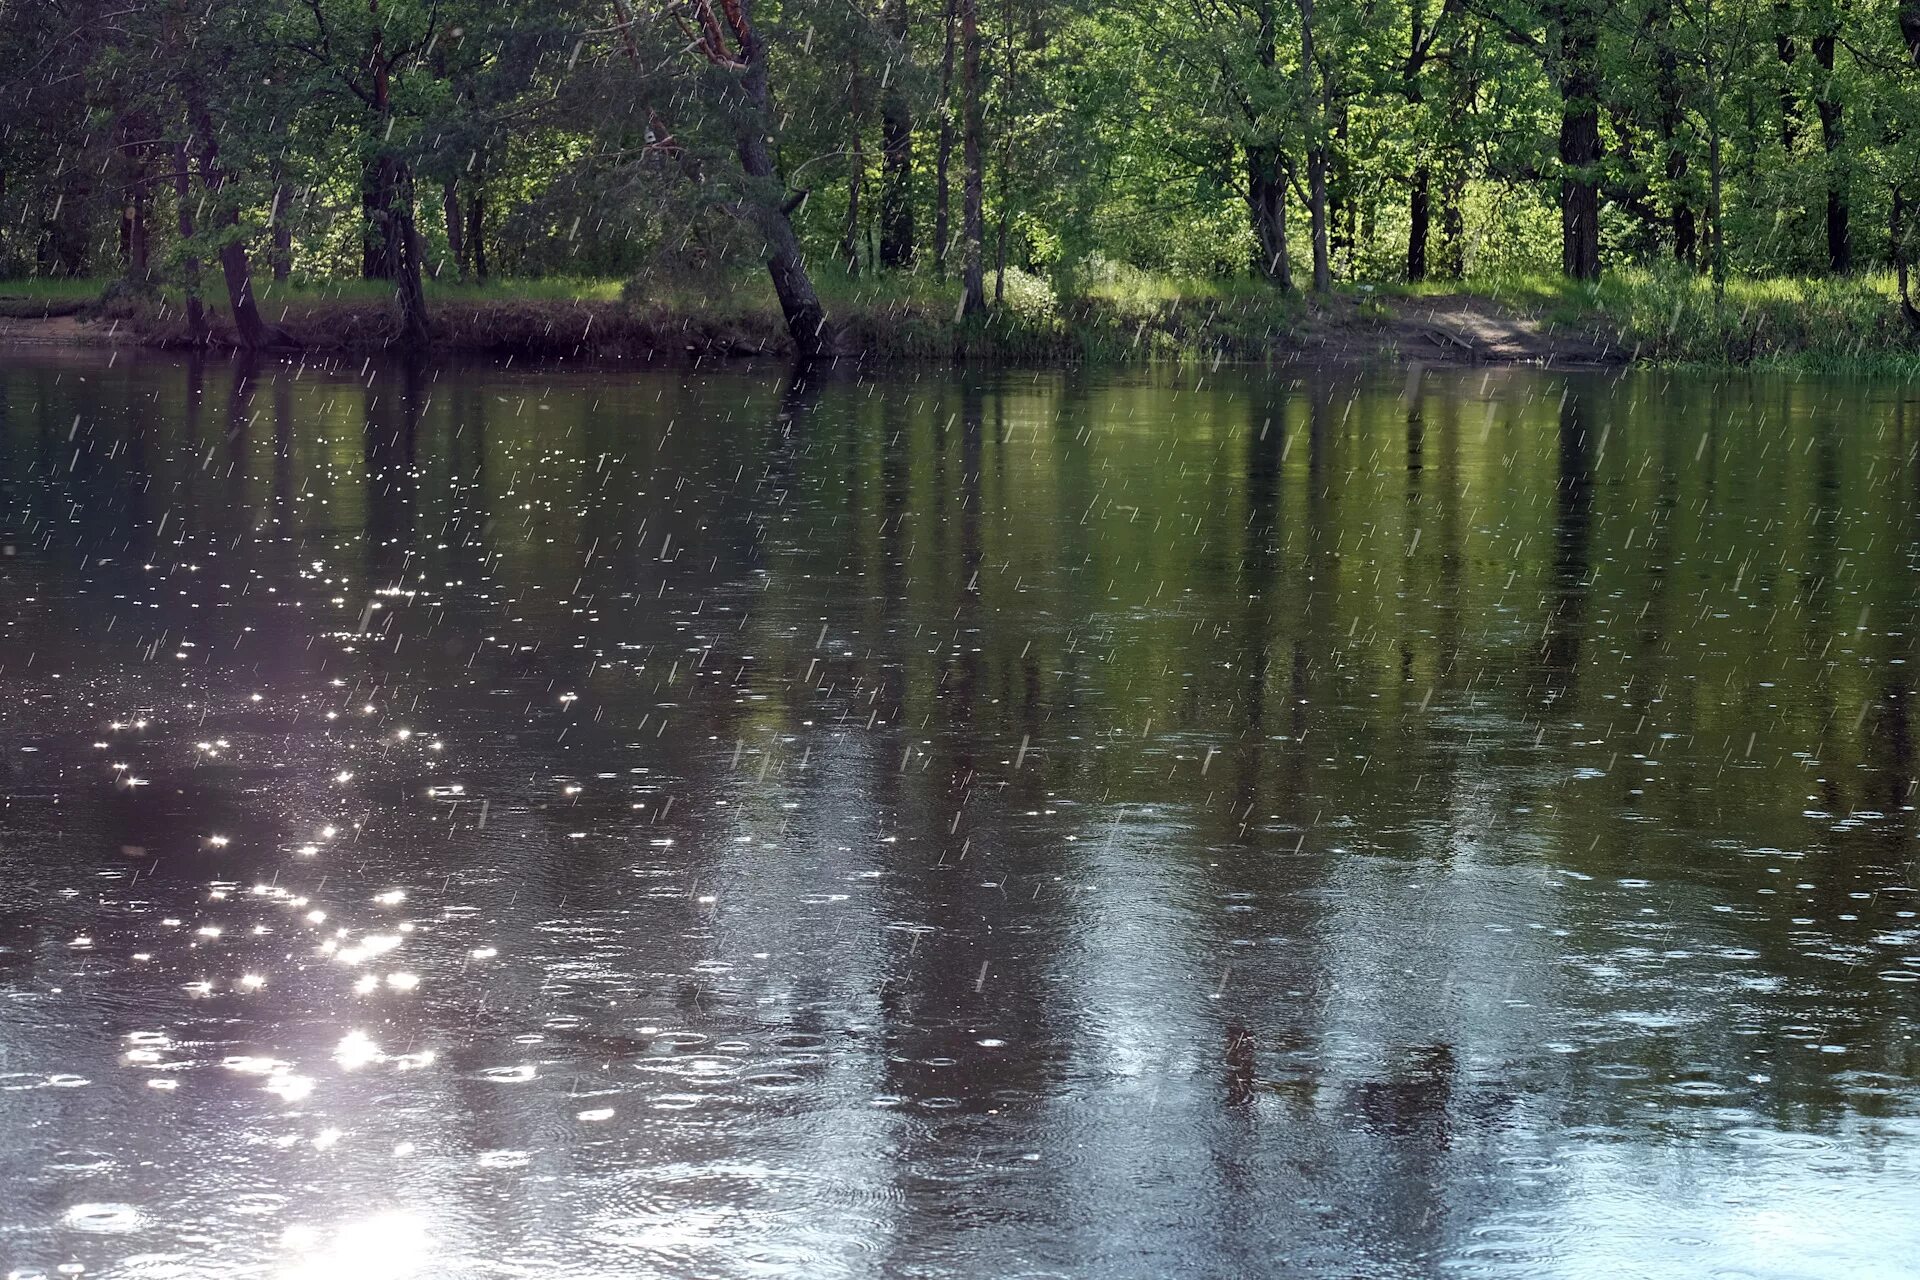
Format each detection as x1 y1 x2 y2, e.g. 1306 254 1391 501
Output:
0 352 1915 1278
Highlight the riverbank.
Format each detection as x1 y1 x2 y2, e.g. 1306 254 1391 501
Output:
4 268 1918 372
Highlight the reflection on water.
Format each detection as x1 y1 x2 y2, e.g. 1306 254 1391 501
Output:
1 352 1917 1278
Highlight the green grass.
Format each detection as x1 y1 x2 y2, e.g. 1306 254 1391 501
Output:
0 276 108 317
1383 265 1920 372
19 263 1920 372
0 276 111 299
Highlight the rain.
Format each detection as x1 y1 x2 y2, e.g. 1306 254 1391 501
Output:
0 355 1915 1277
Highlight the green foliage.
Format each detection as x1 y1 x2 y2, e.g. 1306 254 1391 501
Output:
12 0 1920 361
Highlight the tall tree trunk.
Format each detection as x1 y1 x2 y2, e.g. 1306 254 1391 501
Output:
185 89 273 349
467 188 488 282
934 0 957 278
1557 5 1603 281
1249 4 1291 288
1813 32 1849 273
726 0 831 359
879 0 915 269
383 159 430 349
1248 147 1292 288
992 0 1015 305
270 182 294 281
1403 0 1434 282
1407 166 1430 282
361 159 392 279
1299 0 1330 293
367 18 429 349
1437 174 1465 277
119 182 151 288
960 0 987 317
843 111 864 274
1328 102 1351 277
115 115 152 289
170 141 209 346
1655 20 1695 266
442 179 464 280
1776 3 1799 151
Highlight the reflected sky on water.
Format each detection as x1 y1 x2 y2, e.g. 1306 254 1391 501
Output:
0 352 1916 1279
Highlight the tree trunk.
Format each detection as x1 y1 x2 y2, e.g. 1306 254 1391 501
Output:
1656 24 1694 266
1437 174 1465 277
1248 5 1291 289
366 20 429 349
1776 3 1799 151
1813 33 1848 273
843 127 864 275
879 0 914 270
1895 187 1920 326
442 179 464 280
184 86 274 350
1298 0 1330 293
376 155 430 349
120 187 150 288
170 141 209 346
361 159 393 279
1407 165 1430 282
1402 0 1434 283
1248 147 1292 288
1557 8 1603 282
195 153 272 348
270 182 294 281
934 0 957 278
992 0 1015 305
468 189 488 282
729 0 831 359
960 0 987 317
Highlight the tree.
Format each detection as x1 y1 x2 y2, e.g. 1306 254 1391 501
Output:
879 0 915 269
960 0 988 317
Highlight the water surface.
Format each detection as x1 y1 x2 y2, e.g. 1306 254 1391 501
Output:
1 353 1916 1279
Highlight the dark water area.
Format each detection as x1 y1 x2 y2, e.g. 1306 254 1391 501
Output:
0 351 1916 1279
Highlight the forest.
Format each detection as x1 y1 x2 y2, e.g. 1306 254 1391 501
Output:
9 0 1920 361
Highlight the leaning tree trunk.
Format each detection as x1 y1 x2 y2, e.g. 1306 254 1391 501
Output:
1813 32 1849 273
959 0 987 317
726 0 830 359
189 99 275 350
879 0 914 270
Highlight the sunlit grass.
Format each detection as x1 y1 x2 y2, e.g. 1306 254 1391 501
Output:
18 261 1920 371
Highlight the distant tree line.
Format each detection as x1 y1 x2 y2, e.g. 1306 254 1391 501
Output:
8 0 1920 352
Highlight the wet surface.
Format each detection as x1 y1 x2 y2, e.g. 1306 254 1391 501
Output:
0 352 1916 1279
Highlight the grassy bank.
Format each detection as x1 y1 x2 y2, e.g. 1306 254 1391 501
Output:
12 266 1312 364
1390 267 1920 375
11 265 1920 371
